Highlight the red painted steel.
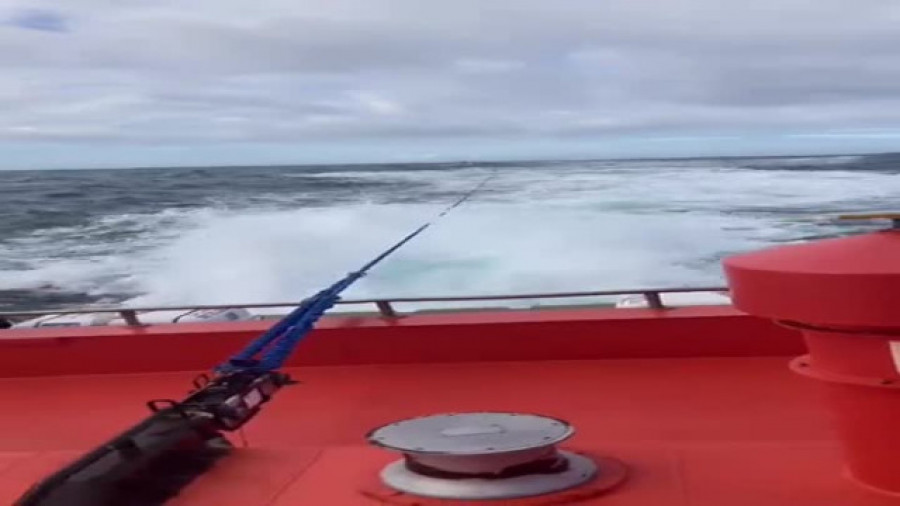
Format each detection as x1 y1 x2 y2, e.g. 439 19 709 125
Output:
725 230 900 327
0 357 890 505
4 304 894 504
726 228 900 495
0 306 801 377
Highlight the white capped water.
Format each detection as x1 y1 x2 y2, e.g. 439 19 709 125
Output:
0 155 896 310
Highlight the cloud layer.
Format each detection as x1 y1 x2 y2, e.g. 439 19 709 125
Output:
4 0 900 164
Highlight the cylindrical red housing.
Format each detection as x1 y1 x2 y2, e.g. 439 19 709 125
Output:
724 228 900 495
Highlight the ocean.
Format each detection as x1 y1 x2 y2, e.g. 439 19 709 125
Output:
1 154 898 311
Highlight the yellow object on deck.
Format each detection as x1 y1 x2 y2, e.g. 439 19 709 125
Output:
837 212 900 221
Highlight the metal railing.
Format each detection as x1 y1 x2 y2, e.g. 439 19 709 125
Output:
0 286 728 326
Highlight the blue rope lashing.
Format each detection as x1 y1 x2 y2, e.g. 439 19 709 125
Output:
216 273 360 373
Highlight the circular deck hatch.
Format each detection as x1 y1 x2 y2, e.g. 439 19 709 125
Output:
367 412 601 500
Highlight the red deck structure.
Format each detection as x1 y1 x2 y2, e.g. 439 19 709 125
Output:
0 304 896 505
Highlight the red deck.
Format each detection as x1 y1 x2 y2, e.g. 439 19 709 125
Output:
0 306 894 505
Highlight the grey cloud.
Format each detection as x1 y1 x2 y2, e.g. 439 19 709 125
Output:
4 0 900 146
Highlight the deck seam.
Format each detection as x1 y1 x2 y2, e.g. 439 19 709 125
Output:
264 449 325 506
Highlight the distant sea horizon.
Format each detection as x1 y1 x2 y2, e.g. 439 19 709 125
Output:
3 149 898 172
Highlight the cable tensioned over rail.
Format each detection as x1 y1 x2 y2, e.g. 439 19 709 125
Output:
11 170 502 506
219 169 499 374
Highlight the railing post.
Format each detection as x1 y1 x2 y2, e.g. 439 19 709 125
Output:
643 292 665 310
119 310 142 326
375 300 398 318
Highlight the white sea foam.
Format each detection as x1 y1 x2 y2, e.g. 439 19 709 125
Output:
0 162 895 308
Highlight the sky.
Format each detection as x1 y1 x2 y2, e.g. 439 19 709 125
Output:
5 1 900 169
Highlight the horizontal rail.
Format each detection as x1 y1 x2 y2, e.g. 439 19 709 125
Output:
342 286 727 304
0 286 728 324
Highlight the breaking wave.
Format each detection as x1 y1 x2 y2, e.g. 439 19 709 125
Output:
0 155 896 309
